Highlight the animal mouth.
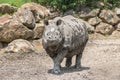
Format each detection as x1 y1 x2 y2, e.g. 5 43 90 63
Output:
49 45 58 51
51 45 58 49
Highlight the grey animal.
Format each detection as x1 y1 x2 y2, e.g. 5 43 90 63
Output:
42 15 89 74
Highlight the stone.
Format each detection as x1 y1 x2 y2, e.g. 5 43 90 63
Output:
80 9 100 18
95 22 115 35
115 7 120 16
98 1 112 8
79 19 95 33
0 14 12 26
0 19 33 42
33 22 45 39
110 30 120 38
79 7 91 18
5 39 35 53
99 9 120 25
20 2 51 22
98 1 105 8
87 9 100 17
88 17 101 26
116 23 120 31
0 3 17 14
31 39 44 53
13 8 35 29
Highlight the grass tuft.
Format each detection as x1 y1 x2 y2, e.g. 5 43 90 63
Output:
0 0 31 7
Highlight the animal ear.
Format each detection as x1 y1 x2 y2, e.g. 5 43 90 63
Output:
44 19 49 25
56 19 62 26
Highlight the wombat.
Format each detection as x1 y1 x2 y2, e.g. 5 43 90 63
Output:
42 15 88 74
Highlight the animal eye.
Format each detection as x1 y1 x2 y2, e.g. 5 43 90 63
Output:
48 36 51 39
47 32 50 36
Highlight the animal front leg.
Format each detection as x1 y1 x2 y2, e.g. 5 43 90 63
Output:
52 49 68 74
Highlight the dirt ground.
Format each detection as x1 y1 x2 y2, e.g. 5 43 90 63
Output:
0 38 120 80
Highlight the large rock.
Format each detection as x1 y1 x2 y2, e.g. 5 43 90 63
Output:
0 3 17 14
95 22 115 35
0 19 33 42
0 14 12 26
115 7 120 16
31 39 44 53
5 39 35 53
79 7 91 18
87 9 100 17
79 19 95 33
116 23 120 31
88 17 101 26
13 8 35 29
110 30 120 38
99 10 120 25
80 9 100 18
20 2 51 22
33 22 45 39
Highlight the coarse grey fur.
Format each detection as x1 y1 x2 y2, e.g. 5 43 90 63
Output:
42 15 89 74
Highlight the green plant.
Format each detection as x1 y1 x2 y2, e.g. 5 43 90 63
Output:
0 0 120 12
0 0 31 7
106 0 120 8
0 13 3 16
34 0 86 11
35 0 120 11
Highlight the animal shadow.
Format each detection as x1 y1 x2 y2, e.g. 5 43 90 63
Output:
48 66 90 75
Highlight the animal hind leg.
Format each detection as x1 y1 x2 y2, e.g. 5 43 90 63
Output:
75 53 82 69
65 57 72 67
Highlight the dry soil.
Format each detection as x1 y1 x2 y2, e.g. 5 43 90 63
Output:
0 38 120 80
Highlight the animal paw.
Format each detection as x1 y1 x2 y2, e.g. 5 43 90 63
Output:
51 69 61 74
65 62 71 67
74 65 81 69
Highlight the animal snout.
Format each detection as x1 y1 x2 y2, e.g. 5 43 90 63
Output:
47 39 58 46
47 39 58 44
47 35 57 41
46 32 60 40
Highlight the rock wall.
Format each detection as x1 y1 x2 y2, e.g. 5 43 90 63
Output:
0 3 49 43
0 3 48 53
79 7 120 37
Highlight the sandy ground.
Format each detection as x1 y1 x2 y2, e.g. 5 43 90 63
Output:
0 38 120 80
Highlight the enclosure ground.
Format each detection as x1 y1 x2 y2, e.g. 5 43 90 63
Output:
0 38 120 80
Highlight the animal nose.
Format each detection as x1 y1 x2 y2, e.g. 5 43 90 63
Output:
48 35 57 40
